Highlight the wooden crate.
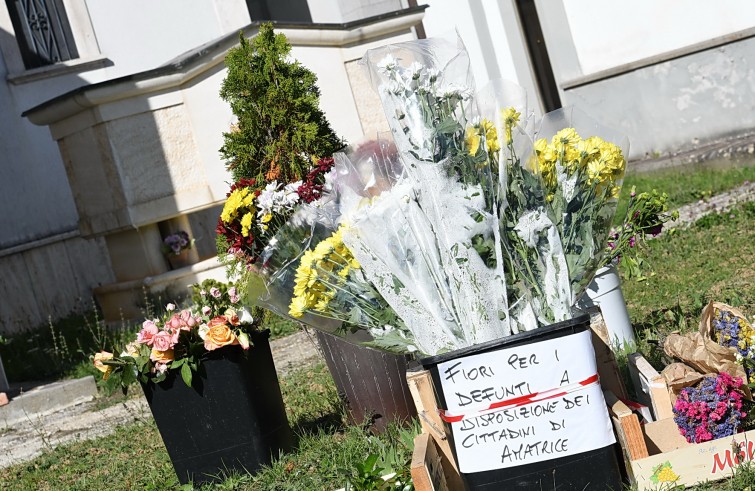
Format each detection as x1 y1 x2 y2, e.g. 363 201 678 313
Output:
606 389 755 489
406 369 464 491
627 352 674 421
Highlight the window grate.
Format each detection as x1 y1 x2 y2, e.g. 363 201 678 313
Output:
6 0 78 69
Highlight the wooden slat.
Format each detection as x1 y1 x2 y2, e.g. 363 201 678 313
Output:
406 369 464 490
628 353 674 421
590 314 629 399
604 390 649 461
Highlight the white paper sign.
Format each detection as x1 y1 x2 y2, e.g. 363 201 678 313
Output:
437 330 616 473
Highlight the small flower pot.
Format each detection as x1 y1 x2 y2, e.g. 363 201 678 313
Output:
578 264 636 349
166 249 193 270
140 330 294 486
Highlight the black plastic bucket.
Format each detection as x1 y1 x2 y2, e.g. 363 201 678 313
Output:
141 330 295 485
419 315 623 490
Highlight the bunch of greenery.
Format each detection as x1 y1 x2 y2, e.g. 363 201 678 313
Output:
219 23 343 183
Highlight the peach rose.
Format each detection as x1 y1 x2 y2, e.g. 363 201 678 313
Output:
150 348 174 364
204 317 239 351
224 309 241 326
93 351 114 380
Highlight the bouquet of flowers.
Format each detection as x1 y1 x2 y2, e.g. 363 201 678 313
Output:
711 306 755 383
215 158 335 274
161 230 193 256
502 107 629 325
604 187 678 280
249 35 631 356
672 372 747 443
93 280 256 388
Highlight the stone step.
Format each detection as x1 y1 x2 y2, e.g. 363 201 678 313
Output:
0 376 97 428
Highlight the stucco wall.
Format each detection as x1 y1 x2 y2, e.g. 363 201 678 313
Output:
562 36 755 160
562 0 755 75
0 0 250 332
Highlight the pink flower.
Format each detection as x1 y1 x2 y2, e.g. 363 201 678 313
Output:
202 306 212 316
137 320 159 345
166 303 176 312
210 287 221 298
180 309 198 328
166 313 182 331
152 330 175 352
229 287 239 304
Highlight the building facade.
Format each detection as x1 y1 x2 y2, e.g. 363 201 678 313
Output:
2 0 754 332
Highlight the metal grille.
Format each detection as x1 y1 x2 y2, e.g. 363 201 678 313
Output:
5 0 78 69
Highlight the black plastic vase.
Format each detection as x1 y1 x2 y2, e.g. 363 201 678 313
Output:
140 330 294 486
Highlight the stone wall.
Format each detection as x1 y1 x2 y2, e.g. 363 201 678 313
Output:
0 234 114 334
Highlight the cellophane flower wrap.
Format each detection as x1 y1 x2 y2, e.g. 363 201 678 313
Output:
516 108 629 324
252 35 631 356
347 36 515 352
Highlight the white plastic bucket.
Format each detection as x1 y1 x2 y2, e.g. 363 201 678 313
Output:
579 265 636 349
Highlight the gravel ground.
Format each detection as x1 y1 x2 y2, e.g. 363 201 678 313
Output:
0 182 753 470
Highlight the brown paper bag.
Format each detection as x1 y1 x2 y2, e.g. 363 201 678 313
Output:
660 362 708 393
663 332 746 379
660 362 710 404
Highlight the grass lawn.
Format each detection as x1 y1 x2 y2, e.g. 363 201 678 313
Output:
1 162 754 490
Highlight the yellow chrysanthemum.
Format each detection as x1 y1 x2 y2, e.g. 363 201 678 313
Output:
465 126 481 156
552 127 580 150
240 212 254 237
480 119 500 154
289 226 359 317
501 107 521 145
288 295 309 318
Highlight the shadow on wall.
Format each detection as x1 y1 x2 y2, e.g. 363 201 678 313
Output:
0 25 228 333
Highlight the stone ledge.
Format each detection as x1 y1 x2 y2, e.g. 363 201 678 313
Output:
0 376 97 428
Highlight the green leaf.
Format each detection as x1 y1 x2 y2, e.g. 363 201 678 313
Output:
180 363 193 388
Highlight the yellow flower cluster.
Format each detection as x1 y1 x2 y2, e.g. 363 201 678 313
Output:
654 465 679 483
220 187 256 237
501 107 521 145
533 128 625 196
465 118 500 156
289 226 361 318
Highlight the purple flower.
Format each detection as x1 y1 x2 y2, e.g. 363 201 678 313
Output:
672 372 745 443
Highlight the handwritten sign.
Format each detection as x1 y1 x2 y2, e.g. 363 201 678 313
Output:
437 330 616 473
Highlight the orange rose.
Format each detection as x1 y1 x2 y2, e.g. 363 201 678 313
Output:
93 351 114 380
204 317 239 351
150 348 175 363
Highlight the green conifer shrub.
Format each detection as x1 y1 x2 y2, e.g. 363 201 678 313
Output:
219 24 343 183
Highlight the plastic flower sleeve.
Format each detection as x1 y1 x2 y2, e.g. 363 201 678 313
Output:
533 106 630 304
361 34 475 164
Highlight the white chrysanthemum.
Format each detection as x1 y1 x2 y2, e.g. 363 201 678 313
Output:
376 55 398 73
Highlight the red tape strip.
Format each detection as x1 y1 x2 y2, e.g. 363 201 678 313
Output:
438 373 599 423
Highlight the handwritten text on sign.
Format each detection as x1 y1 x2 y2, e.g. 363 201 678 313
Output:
437 330 616 473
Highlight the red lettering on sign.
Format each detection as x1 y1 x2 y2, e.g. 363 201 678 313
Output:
711 450 733 474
